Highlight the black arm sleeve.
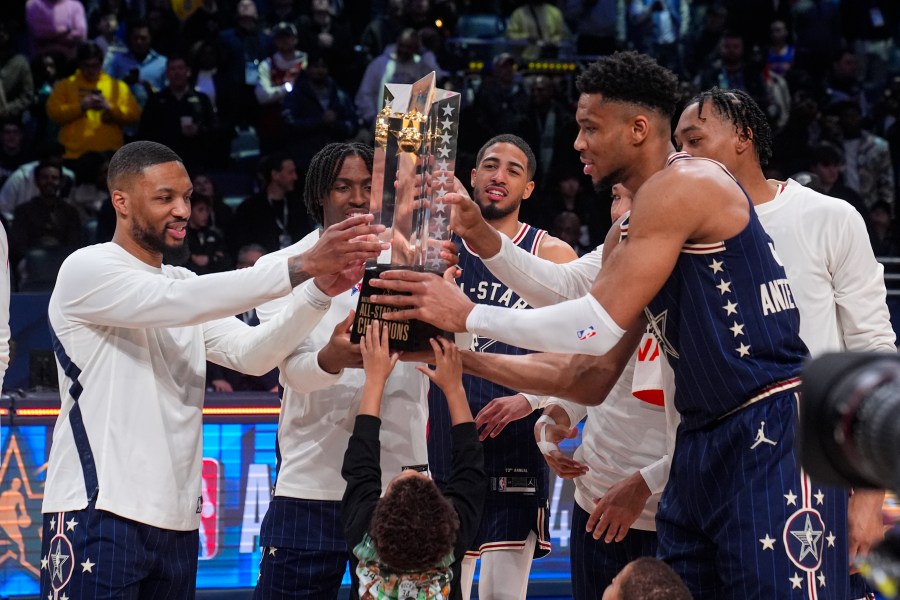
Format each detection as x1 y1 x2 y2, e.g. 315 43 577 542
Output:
341 414 384 550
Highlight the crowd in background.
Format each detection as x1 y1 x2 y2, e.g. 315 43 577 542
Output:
1 0 899 291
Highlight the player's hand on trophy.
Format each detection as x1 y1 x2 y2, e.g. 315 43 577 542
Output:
317 310 363 374
475 394 534 441
445 176 488 237
586 472 651 543
292 215 387 282
369 265 474 332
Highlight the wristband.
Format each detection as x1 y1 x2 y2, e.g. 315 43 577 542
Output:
536 415 558 455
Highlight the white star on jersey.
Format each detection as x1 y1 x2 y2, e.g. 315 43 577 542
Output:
785 490 798 506
709 259 724 273
716 279 732 294
65 517 78 531
81 558 95 573
789 572 804 589
759 534 776 550
268 547 277 556
730 322 745 337
818 572 826 587
41 555 49 570
723 300 738 315
826 531 836 547
736 343 751 357
814 490 825 505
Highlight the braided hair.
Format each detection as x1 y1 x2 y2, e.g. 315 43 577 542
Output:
690 88 773 166
304 142 374 227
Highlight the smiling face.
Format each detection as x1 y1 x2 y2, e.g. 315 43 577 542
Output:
320 155 372 228
113 161 193 264
470 142 534 221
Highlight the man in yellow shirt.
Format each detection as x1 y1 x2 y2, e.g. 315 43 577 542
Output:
46 41 140 160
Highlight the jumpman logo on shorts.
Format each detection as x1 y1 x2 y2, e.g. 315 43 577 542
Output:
750 421 777 449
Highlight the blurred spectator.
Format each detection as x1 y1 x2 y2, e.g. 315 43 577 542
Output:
839 0 898 96
137 55 221 171
189 40 228 116
463 53 529 157
547 170 607 248
206 243 280 392
263 0 302 29
296 0 356 89
92 12 126 58
282 52 358 169
683 4 727 77
723 0 791 52
145 0 181 57
869 200 900 257
0 24 35 123
824 47 869 117
515 75 578 195
0 143 75 218
182 0 228 44
46 42 141 160
0 120 33 189
70 150 112 220
506 0 571 60
355 28 439 126
694 31 785 128
217 0 274 128
826 101 894 214
550 210 591 256
102 18 167 110
228 153 312 253
184 194 232 275
255 22 308 153
563 0 622 56
765 19 793 78
360 0 405 62
191 171 234 232
771 87 821 176
31 52 62 146
26 0 87 62
9 161 82 270
627 0 685 75
807 142 867 218
791 0 841 79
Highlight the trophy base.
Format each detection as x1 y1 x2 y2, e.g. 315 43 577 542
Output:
350 264 447 352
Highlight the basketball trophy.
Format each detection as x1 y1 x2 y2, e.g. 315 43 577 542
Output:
350 72 461 351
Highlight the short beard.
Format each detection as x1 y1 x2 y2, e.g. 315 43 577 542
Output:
163 243 191 266
478 196 521 221
132 218 190 265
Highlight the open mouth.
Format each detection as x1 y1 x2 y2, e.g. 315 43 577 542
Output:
485 186 507 200
167 223 187 240
345 209 370 218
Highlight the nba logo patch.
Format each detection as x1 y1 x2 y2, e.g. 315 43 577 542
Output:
577 326 597 341
199 458 221 559
782 508 825 572
350 282 362 296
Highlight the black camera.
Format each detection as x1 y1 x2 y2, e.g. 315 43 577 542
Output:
800 352 900 597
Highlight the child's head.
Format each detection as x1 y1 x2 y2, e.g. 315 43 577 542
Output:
369 472 459 572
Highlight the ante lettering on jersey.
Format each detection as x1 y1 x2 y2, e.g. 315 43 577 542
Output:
759 278 797 316
460 281 528 308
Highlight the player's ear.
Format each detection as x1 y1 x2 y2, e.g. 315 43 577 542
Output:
470 167 476 188
522 180 535 200
735 127 754 157
631 114 650 144
111 190 128 217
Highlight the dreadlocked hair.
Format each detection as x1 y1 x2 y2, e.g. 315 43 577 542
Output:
691 88 773 166
576 51 679 119
304 142 374 226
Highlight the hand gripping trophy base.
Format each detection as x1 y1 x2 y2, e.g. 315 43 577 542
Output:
350 264 448 352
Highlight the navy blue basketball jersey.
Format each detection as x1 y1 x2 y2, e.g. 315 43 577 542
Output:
428 224 549 506
643 154 808 430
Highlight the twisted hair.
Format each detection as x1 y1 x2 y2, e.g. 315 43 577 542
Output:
304 142 374 226
576 51 679 119
691 87 773 166
370 476 459 572
620 557 692 600
475 134 537 179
